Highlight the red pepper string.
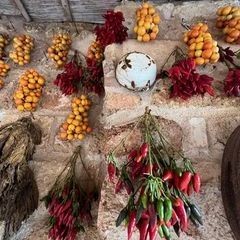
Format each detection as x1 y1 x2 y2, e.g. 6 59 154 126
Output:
42 146 98 240
218 46 240 97
108 108 202 239
168 57 215 100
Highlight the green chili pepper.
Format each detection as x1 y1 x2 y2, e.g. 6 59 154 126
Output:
190 204 203 225
164 199 172 222
175 168 182 177
157 200 164 221
158 225 164 238
190 215 200 227
141 194 148 209
184 205 191 217
162 224 171 240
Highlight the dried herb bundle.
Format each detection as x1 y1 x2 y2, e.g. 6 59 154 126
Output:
0 117 42 239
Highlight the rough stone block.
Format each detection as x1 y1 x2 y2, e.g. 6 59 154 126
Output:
189 118 208 148
100 124 142 156
102 60 116 82
207 117 240 160
184 118 209 158
103 89 141 113
41 87 71 111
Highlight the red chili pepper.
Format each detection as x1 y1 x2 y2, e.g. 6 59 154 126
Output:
174 199 188 232
182 187 188 195
140 143 149 158
173 198 182 207
152 163 158 174
124 182 132 195
137 218 149 240
193 173 201 193
135 154 143 163
115 180 124 194
187 183 193 196
59 200 72 215
128 210 136 240
141 210 150 219
171 209 179 226
107 163 116 182
148 216 158 240
131 161 143 179
128 149 138 160
147 203 156 221
162 170 174 182
179 171 192 191
143 164 152 175
173 173 180 189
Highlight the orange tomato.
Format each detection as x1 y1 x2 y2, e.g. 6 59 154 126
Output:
202 49 213 59
142 34 150 42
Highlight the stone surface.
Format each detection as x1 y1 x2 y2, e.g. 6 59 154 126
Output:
207 116 240 160
184 118 209 158
104 90 141 113
0 1 240 239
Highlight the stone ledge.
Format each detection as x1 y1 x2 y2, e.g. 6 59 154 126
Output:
101 104 240 128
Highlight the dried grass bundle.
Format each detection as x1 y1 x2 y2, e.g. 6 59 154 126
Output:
0 117 42 239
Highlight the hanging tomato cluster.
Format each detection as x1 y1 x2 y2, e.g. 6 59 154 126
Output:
58 95 92 141
87 40 104 62
42 147 98 240
9 35 34 66
183 22 220 65
0 34 9 59
0 60 10 77
13 69 45 112
47 33 72 68
0 34 10 89
107 109 202 240
134 2 160 42
216 6 240 43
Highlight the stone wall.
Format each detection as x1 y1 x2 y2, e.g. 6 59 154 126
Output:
0 0 239 239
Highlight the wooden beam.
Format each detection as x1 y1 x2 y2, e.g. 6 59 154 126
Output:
61 0 73 21
12 0 31 22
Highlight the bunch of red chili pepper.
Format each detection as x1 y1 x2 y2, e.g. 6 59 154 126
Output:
107 108 203 240
42 146 98 240
54 51 104 96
